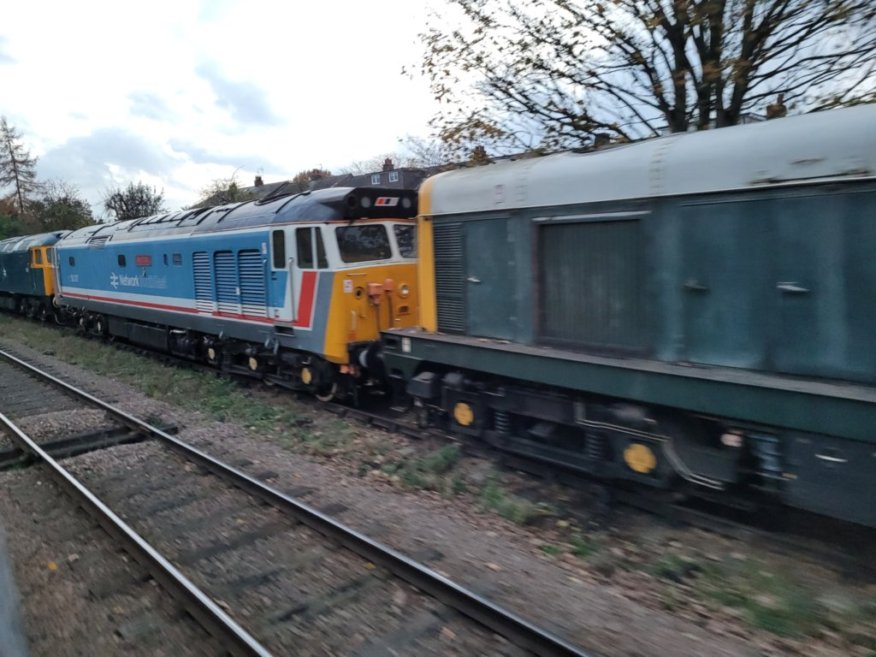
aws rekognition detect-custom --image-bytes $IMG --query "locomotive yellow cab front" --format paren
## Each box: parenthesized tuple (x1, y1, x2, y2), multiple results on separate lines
(323, 245, 419, 366)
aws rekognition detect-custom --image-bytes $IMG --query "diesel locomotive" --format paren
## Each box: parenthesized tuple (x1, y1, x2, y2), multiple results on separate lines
(0, 231, 67, 320)
(51, 186, 419, 399)
(381, 104, 876, 528)
(1, 105, 874, 527)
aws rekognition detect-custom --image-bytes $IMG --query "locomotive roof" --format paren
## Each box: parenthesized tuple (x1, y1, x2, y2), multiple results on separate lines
(59, 186, 417, 246)
(0, 230, 68, 253)
(423, 104, 876, 217)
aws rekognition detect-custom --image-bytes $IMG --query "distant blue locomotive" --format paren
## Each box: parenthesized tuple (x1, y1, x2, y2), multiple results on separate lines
(0, 231, 66, 319)
(55, 186, 420, 399)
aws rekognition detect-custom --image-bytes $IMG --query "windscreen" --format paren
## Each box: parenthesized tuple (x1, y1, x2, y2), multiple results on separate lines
(393, 224, 416, 258)
(335, 225, 392, 263)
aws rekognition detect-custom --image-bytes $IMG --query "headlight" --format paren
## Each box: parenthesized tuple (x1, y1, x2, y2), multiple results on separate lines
(398, 283, 410, 298)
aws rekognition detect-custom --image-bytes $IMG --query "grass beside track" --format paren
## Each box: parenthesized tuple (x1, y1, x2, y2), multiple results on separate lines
(0, 315, 510, 504)
(2, 314, 876, 647)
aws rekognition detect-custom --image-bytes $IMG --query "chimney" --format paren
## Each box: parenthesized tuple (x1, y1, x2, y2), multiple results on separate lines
(470, 145, 490, 165)
(254, 175, 264, 187)
(766, 94, 787, 120)
(382, 158, 394, 172)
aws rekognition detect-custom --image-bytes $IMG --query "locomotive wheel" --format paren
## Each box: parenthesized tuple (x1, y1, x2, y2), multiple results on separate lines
(205, 346, 221, 367)
(315, 382, 338, 403)
(416, 406, 430, 429)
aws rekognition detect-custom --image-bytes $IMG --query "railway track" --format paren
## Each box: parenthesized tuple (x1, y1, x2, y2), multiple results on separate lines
(5, 316, 875, 582)
(0, 452, 230, 656)
(0, 348, 591, 657)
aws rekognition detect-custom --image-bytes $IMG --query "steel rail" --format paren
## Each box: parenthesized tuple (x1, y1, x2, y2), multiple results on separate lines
(0, 407, 273, 657)
(0, 412, 271, 657)
(0, 348, 592, 657)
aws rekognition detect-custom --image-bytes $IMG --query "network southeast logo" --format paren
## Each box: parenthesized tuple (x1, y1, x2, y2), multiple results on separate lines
(110, 272, 140, 289)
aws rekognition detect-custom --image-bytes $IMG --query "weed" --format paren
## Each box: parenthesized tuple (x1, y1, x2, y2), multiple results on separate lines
(392, 445, 463, 494)
(695, 559, 820, 637)
(400, 468, 426, 488)
(416, 444, 461, 474)
(541, 544, 563, 556)
(298, 423, 355, 457)
(0, 316, 309, 439)
(653, 553, 701, 582)
(570, 533, 598, 558)
(381, 462, 401, 475)
(479, 478, 551, 525)
(660, 586, 683, 612)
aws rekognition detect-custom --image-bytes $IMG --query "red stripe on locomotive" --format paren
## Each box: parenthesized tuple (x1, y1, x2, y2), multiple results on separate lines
(292, 270, 318, 328)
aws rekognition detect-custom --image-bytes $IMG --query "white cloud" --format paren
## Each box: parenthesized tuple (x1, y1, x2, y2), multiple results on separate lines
(0, 35, 14, 64)
(0, 0, 438, 216)
(195, 61, 284, 126)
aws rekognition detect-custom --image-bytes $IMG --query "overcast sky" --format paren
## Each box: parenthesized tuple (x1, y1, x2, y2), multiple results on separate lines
(0, 0, 439, 217)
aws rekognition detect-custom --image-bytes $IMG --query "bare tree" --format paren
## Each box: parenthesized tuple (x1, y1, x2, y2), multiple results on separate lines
(103, 181, 166, 221)
(418, 0, 876, 154)
(289, 168, 332, 192)
(338, 140, 454, 174)
(336, 153, 401, 175)
(397, 136, 455, 168)
(0, 117, 40, 215)
(189, 172, 255, 208)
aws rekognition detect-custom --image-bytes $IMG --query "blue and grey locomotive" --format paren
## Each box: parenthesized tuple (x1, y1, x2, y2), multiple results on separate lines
(54, 186, 419, 399)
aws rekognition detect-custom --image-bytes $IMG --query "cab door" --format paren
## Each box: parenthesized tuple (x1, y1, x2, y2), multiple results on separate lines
(680, 199, 771, 369)
(291, 226, 327, 330)
(269, 226, 328, 329)
(269, 228, 294, 325)
(29, 247, 44, 294)
(465, 218, 516, 340)
(771, 190, 876, 382)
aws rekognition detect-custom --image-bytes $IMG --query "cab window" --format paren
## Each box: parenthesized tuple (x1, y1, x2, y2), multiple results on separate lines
(296, 227, 313, 268)
(296, 227, 329, 269)
(315, 229, 328, 269)
(335, 225, 391, 263)
(33, 249, 43, 265)
(271, 230, 285, 269)
(393, 224, 416, 258)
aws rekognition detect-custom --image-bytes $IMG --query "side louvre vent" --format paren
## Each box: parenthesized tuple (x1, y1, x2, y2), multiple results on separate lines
(214, 250, 241, 315)
(192, 251, 215, 313)
(539, 220, 643, 350)
(238, 249, 266, 317)
(433, 222, 465, 333)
